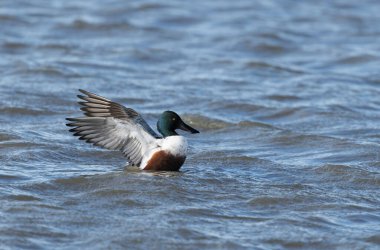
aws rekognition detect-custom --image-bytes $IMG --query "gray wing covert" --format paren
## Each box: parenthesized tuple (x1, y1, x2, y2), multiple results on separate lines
(66, 89, 160, 166)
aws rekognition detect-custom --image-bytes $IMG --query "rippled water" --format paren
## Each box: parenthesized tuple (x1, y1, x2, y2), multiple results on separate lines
(1, 0, 380, 249)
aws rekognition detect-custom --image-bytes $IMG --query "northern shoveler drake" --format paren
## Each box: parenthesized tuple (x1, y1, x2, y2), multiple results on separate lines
(66, 89, 199, 171)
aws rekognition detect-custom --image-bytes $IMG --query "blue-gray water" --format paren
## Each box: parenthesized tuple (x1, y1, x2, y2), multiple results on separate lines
(1, 0, 380, 249)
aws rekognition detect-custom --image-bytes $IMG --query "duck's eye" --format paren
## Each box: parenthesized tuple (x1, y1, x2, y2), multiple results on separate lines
(172, 118, 176, 121)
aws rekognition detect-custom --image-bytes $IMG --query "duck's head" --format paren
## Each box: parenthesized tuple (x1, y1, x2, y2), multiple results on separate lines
(157, 111, 199, 137)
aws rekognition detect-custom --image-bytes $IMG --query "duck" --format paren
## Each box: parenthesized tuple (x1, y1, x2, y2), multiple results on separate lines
(66, 89, 199, 171)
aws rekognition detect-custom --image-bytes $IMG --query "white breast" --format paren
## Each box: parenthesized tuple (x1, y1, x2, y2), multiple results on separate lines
(161, 135, 188, 156)
(139, 136, 188, 169)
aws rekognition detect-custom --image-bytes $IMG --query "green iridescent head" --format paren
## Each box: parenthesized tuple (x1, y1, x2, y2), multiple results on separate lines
(157, 111, 199, 137)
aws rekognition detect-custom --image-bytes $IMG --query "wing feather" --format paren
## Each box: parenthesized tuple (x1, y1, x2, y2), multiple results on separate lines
(66, 90, 161, 166)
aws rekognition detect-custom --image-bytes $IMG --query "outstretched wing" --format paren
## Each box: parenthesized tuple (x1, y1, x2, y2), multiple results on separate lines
(66, 89, 161, 166)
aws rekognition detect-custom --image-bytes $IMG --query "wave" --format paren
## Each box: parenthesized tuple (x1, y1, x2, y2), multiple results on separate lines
(58, 19, 134, 31)
(183, 114, 277, 130)
(0, 107, 55, 115)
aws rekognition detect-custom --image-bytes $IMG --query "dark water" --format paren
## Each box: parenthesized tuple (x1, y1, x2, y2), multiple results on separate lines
(1, 0, 380, 249)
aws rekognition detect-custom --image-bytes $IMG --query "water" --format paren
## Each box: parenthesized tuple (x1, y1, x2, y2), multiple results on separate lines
(1, 0, 380, 249)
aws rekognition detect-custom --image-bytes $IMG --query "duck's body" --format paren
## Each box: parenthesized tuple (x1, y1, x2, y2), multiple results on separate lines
(66, 90, 199, 171)
(141, 136, 187, 171)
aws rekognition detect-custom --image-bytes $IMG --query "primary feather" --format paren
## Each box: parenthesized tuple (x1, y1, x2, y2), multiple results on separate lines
(66, 89, 161, 166)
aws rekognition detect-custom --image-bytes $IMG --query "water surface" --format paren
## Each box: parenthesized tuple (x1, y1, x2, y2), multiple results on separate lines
(1, 0, 380, 249)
